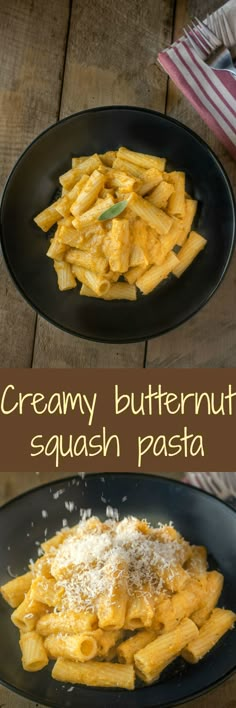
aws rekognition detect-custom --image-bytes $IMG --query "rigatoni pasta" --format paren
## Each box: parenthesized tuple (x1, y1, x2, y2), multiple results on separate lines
(1, 515, 234, 690)
(33, 147, 207, 300)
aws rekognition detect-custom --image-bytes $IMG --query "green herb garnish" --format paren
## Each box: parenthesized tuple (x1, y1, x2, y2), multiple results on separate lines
(98, 200, 128, 221)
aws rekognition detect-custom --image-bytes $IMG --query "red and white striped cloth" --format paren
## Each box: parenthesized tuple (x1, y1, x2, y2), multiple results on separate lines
(158, 1, 236, 160)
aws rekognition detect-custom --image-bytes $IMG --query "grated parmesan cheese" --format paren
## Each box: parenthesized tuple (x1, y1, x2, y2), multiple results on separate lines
(40, 516, 190, 615)
(42, 510, 48, 518)
(65, 501, 75, 512)
(53, 489, 65, 500)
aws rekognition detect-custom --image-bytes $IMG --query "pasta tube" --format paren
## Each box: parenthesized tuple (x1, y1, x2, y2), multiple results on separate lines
(97, 557, 128, 630)
(134, 617, 198, 683)
(56, 175, 89, 217)
(99, 150, 117, 167)
(70, 170, 105, 217)
(185, 546, 208, 576)
(58, 223, 104, 249)
(147, 180, 174, 209)
(136, 251, 179, 295)
(29, 577, 60, 607)
(33, 201, 62, 232)
(52, 658, 135, 689)
(177, 198, 197, 246)
(11, 591, 47, 631)
(44, 632, 98, 662)
(137, 168, 162, 196)
(59, 154, 102, 190)
(191, 571, 224, 627)
(54, 260, 77, 291)
(95, 629, 123, 657)
(105, 218, 130, 273)
(118, 146, 166, 172)
(168, 171, 185, 218)
(66, 248, 108, 273)
(118, 630, 156, 664)
(36, 610, 97, 636)
(72, 195, 114, 229)
(71, 265, 110, 296)
(124, 264, 147, 285)
(153, 579, 205, 632)
(173, 231, 207, 278)
(46, 237, 68, 260)
(182, 608, 236, 663)
(80, 283, 136, 301)
(106, 170, 140, 192)
(71, 156, 87, 167)
(129, 192, 172, 235)
(19, 631, 48, 671)
(0, 571, 32, 608)
(125, 589, 155, 629)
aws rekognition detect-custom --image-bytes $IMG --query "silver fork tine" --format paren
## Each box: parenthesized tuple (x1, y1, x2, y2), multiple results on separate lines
(190, 21, 211, 52)
(183, 28, 206, 60)
(206, 13, 214, 34)
(190, 23, 211, 53)
(220, 10, 235, 46)
(194, 16, 220, 49)
(211, 12, 222, 41)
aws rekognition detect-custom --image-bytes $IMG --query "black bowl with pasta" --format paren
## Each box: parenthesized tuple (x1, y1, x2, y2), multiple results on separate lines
(0, 106, 235, 343)
(0, 473, 235, 708)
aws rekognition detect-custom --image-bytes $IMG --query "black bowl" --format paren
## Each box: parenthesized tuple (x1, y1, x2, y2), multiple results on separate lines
(0, 106, 235, 343)
(0, 473, 235, 708)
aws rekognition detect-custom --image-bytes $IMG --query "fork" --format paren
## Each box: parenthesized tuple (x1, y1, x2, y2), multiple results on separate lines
(209, 9, 236, 60)
(184, 17, 236, 76)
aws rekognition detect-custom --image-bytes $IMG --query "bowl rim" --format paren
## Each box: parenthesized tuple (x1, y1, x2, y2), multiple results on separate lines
(0, 472, 235, 708)
(0, 105, 235, 345)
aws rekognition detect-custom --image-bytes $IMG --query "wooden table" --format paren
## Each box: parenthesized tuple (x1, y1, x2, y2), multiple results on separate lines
(0, 0, 235, 369)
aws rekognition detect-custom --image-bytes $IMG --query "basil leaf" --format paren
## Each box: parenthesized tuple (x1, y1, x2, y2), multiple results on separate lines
(98, 200, 128, 221)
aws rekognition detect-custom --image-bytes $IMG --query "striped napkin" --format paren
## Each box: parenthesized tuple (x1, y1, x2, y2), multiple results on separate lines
(158, 0, 236, 160)
(184, 472, 236, 508)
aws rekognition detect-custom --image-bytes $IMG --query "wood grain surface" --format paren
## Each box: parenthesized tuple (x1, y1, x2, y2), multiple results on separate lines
(0, 0, 70, 367)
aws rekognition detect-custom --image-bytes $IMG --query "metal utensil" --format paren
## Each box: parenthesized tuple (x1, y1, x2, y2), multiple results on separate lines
(211, 9, 236, 60)
(184, 16, 236, 76)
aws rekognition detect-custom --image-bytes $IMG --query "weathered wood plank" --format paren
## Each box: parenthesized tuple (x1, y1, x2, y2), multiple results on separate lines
(0, 0, 70, 366)
(146, 0, 236, 368)
(32, 0, 174, 368)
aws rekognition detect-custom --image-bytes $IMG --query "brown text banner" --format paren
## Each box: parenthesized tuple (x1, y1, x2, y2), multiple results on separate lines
(0, 369, 235, 474)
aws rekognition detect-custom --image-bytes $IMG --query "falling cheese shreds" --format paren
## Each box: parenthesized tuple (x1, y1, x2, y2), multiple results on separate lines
(80, 508, 92, 520)
(65, 501, 75, 512)
(7, 566, 17, 578)
(53, 489, 65, 500)
(42, 510, 48, 518)
(106, 505, 119, 520)
(32, 515, 191, 614)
